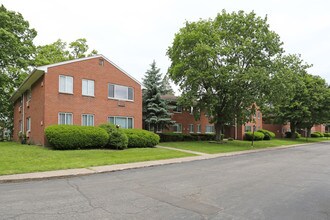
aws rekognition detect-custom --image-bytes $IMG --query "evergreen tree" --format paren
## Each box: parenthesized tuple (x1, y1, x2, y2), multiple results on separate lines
(143, 61, 173, 132)
(162, 75, 175, 95)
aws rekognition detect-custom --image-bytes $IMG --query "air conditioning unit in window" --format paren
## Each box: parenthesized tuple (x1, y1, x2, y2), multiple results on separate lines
(19, 106, 22, 113)
(26, 100, 30, 108)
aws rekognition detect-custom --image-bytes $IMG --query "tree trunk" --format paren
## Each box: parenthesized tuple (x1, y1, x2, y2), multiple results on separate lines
(215, 122, 223, 142)
(306, 127, 312, 138)
(290, 123, 296, 140)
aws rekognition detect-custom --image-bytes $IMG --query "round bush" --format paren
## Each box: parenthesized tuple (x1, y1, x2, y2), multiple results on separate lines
(244, 131, 265, 141)
(99, 123, 128, 150)
(257, 129, 275, 140)
(45, 125, 108, 150)
(122, 129, 160, 148)
(311, 132, 324, 138)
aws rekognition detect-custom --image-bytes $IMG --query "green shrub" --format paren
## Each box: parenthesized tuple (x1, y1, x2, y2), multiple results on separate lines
(158, 133, 217, 142)
(99, 123, 128, 150)
(257, 129, 276, 140)
(324, 133, 330, 137)
(45, 125, 108, 150)
(285, 131, 301, 138)
(244, 131, 265, 141)
(311, 132, 324, 138)
(122, 129, 160, 148)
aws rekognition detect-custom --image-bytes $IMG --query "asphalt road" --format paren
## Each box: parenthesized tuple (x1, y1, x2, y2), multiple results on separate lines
(1, 142, 330, 220)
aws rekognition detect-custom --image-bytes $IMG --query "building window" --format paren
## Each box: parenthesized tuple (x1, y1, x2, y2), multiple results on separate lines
(205, 125, 214, 133)
(82, 79, 94, 96)
(174, 105, 182, 113)
(108, 84, 133, 101)
(245, 126, 251, 132)
(59, 75, 73, 94)
(257, 112, 260, 120)
(173, 123, 182, 133)
(108, 116, 133, 129)
(197, 124, 201, 133)
(58, 112, 73, 125)
(82, 114, 94, 126)
(26, 117, 31, 132)
(19, 120, 22, 132)
(189, 124, 194, 133)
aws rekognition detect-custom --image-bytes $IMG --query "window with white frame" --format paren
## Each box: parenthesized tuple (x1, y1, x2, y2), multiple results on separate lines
(108, 116, 133, 129)
(173, 123, 182, 133)
(108, 84, 133, 101)
(245, 126, 251, 132)
(26, 117, 31, 132)
(82, 79, 94, 96)
(19, 120, 22, 132)
(174, 105, 182, 113)
(59, 75, 73, 94)
(257, 112, 260, 119)
(58, 112, 73, 125)
(82, 114, 94, 126)
(197, 124, 201, 133)
(189, 124, 194, 133)
(205, 125, 215, 133)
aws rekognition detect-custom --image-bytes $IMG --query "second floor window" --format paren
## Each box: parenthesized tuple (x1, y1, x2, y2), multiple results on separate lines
(82, 79, 94, 96)
(108, 84, 134, 101)
(58, 112, 73, 125)
(59, 75, 73, 94)
(174, 105, 182, 113)
(82, 114, 94, 126)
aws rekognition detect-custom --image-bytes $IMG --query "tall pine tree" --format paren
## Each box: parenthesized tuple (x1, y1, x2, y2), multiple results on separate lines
(142, 61, 173, 132)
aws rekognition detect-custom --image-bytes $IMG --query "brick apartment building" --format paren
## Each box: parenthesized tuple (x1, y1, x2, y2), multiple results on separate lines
(160, 95, 263, 140)
(11, 55, 142, 145)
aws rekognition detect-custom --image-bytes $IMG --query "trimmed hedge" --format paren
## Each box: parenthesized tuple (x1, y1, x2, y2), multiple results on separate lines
(285, 131, 301, 138)
(311, 132, 324, 138)
(158, 133, 217, 142)
(45, 125, 108, 150)
(324, 133, 330, 137)
(99, 123, 128, 150)
(244, 131, 265, 141)
(122, 129, 160, 148)
(257, 129, 276, 140)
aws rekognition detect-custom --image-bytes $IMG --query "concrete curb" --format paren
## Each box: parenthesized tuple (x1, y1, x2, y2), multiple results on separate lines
(0, 141, 328, 183)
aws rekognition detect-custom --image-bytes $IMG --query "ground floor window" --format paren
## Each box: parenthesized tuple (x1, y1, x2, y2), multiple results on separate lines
(26, 117, 31, 132)
(245, 126, 251, 132)
(197, 124, 201, 133)
(189, 124, 194, 133)
(108, 116, 133, 129)
(205, 125, 214, 133)
(82, 114, 94, 126)
(58, 112, 73, 125)
(173, 123, 182, 133)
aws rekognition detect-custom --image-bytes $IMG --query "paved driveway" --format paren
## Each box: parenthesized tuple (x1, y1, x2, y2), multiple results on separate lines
(1, 142, 330, 220)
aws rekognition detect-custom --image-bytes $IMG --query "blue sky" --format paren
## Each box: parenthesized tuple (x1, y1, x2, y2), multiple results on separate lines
(2, 0, 330, 87)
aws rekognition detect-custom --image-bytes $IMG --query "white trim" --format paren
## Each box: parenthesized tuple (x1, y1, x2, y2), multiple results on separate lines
(173, 123, 182, 133)
(189, 124, 194, 133)
(108, 83, 134, 101)
(59, 75, 73, 94)
(82, 79, 95, 97)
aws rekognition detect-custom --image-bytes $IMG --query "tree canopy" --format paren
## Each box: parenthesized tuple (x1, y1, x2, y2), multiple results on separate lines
(167, 10, 284, 140)
(0, 4, 37, 130)
(34, 38, 98, 66)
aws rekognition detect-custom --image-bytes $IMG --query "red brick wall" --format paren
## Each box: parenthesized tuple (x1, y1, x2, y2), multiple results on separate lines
(44, 57, 142, 131)
(12, 76, 45, 145)
(262, 123, 290, 138)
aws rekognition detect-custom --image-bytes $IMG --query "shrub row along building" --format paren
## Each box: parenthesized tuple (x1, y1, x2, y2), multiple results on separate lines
(11, 55, 325, 145)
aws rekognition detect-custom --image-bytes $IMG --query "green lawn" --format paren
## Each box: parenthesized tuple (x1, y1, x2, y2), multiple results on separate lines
(159, 138, 329, 154)
(0, 142, 194, 175)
